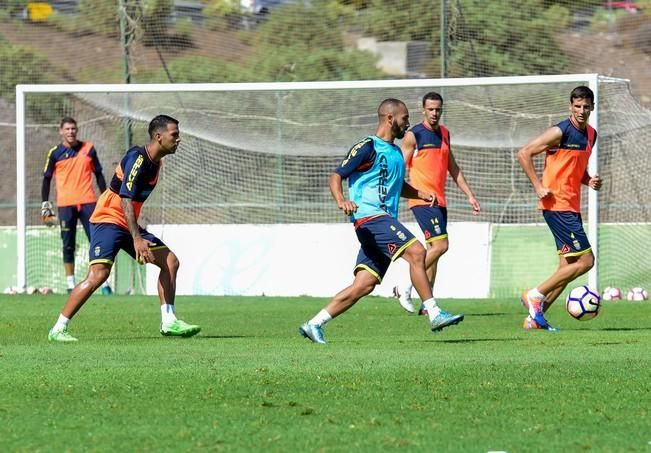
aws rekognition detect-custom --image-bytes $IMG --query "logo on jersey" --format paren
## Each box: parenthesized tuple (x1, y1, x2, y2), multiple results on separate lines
(126, 155, 144, 191)
(378, 154, 388, 212)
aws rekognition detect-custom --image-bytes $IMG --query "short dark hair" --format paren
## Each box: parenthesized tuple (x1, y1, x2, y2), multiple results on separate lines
(570, 86, 594, 105)
(59, 117, 77, 128)
(148, 115, 179, 138)
(377, 98, 406, 117)
(422, 91, 443, 106)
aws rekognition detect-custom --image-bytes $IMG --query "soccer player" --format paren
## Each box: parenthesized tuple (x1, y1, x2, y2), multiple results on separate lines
(41, 117, 113, 295)
(517, 86, 602, 331)
(298, 99, 464, 344)
(47, 115, 201, 342)
(392, 92, 481, 314)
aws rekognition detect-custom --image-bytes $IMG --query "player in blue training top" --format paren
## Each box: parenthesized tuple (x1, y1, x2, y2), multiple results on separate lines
(47, 115, 201, 342)
(298, 99, 464, 344)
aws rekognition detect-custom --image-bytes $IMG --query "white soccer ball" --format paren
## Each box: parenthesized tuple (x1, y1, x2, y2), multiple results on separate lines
(566, 285, 601, 321)
(601, 286, 622, 301)
(627, 287, 648, 301)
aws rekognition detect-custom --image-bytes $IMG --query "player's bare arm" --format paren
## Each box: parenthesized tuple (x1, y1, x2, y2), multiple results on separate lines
(448, 151, 480, 215)
(329, 172, 358, 215)
(401, 182, 436, 206)
(517, 126, 563, 199)
(121, 197, 155, 263)
(400, 130, 417, 162)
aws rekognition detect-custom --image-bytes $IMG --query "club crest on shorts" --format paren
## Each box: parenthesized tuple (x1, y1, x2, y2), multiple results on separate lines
(94, 246, 101, 256)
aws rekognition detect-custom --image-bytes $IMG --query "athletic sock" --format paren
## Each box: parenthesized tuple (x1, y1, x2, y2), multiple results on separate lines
(161, 304, 177, 325)
(309, 309, 332, 327)
(53, 314, 70, 332)
(528, 288, 545, 301)
(422, 298, 441, 321)
(66, 275, 75, 289)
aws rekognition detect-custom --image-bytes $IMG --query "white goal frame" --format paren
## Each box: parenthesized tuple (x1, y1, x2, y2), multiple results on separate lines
(15, 74, 601, 292)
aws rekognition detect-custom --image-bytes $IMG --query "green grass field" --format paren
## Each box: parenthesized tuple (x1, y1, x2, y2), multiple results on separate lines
(2, 295, 650, 452)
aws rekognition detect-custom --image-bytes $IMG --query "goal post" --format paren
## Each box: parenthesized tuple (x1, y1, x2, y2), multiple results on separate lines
(17, 74, 647, 298)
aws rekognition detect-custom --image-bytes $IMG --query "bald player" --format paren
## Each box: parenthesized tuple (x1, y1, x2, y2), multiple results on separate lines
(517, 86, 602, 331)
(298, 99, 464, 345)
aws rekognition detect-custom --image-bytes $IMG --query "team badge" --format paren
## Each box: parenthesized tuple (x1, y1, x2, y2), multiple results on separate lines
(396, 230, 407, 240)
(94, 246, 101, 256)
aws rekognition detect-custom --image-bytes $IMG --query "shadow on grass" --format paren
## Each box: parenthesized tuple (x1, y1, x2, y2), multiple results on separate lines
(466, 312, 511, 317)
(194, 335, 248, 339)
(426, 337, 523, 344)
(596, 327, 651, 332)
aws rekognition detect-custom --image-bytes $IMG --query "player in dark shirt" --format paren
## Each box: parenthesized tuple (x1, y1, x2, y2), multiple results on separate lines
(47, 115, 201, 342)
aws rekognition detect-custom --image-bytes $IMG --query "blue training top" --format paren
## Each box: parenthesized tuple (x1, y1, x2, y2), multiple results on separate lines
(334, 135, 405, 221)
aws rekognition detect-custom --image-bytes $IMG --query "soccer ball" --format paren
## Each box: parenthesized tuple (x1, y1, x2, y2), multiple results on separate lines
(566, 285, 601, 321)
(601, 286, 622, 301)
(627, 287, 648, 301)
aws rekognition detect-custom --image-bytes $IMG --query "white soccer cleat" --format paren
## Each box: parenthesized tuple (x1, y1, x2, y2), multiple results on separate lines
(393, 285, 415, 313)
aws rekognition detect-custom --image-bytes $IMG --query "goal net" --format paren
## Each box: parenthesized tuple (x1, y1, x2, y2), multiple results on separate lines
(16, 75, 651, 297)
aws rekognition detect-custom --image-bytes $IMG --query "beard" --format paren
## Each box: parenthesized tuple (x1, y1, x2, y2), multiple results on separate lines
(392, 122, 407, 139)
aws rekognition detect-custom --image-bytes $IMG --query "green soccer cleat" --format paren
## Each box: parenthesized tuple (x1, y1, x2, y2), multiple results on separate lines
(160, 319, 201, 337)
(48, 328, 78, 342)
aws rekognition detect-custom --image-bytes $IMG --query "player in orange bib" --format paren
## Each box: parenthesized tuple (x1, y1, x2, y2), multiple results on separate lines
(47, 115, 200, 342)
(517, 86, 602, 331)
(41, 117, 112, 295)
(393, 92, 480, 314)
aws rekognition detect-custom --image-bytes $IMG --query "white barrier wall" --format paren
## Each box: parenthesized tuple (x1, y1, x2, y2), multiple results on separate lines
(146, 222, 491, 298)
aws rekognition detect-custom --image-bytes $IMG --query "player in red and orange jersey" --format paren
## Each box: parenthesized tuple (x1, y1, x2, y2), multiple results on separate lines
(393, 92, 480, 314)
(517, 86, 602, 331)
(41, 117, 112, 294)
(47, 115, 200, 342)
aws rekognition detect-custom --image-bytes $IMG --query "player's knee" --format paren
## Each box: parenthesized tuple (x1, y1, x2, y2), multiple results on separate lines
(88, 266, 110, 285)
(405, 242, 426, 263)
(431, 239, 449, 256)
(167, 252, 180, 272)
(580, 253, 595, 273)
(62, 245, 75, 263)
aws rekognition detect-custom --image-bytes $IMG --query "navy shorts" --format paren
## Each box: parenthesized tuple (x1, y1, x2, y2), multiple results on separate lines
(542, 210, 592, 257)
(58, 203, 96, 263)
(89, 223, 167, 265)
(354, 215, 418, 282)
(411, 205, 448, 243)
